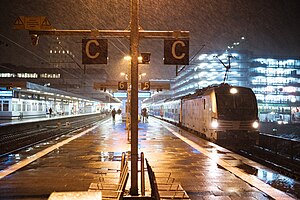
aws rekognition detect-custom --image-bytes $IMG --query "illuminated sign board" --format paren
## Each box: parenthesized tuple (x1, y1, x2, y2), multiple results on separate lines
(113, 92, 127, 98)
(113, 92, 151, 98)
(82, 39, 108, 64)
(164, 39, 189, 65)
(0, 91, 13, 97)
(138, 92, 151, 98)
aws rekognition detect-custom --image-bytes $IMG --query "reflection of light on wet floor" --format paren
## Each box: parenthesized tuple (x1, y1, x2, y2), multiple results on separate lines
(209, 148, 220, 162)
(191, 149, 201, 154)
(0, 124, 100, 179)
(99, 151, 127, 162)
(257, 169, 297, 191)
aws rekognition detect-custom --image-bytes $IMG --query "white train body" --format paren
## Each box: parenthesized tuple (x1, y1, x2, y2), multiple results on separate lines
(149, 84, 259, 145)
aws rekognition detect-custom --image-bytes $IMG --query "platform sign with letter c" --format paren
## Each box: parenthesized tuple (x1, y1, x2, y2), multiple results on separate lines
(118, 81, 128, 91)
(164, 39, 189, 65)
(82, 39, 108, 64)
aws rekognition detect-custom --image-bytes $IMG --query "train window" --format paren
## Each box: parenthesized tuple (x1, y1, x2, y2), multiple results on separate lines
(3, 100, 9, 111)
(38, 103, 43, 111)
(12, 102, 17, 111)
(12, 101, 17, 111)
(236, 95, 255, 109)
(217, 95, 234, 108)
(22, 101, 26, 111)
(27, 102, 31, 111)
(32, 102, 38, 111)
(0, 101, 2, 111)
(17, 104, 21, 111)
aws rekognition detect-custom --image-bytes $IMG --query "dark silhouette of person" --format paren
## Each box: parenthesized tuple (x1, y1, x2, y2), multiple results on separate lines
(111, 108, 116, 121)
(141, 108, 148, 122)
(49, 108, 53, 117)
(117, 108, 122, 115)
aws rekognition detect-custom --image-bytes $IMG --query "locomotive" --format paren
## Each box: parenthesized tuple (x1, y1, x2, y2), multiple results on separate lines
(149, 84, 259, 146)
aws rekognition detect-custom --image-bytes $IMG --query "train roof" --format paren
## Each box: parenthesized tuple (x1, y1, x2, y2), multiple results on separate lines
(149, 84, 254, 104)
(182, 84, 254, 100)
(2, 81, 101, 103)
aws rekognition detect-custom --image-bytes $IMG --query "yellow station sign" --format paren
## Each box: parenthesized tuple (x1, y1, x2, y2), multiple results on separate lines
(13, 16, 53, 30)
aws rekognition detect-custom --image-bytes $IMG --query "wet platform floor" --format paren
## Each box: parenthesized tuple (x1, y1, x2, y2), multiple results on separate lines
(0, 115, 297, 199)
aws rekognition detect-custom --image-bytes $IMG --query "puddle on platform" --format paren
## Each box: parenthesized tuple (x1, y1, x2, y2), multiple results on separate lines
(257, 169, 300, 198)
(99, 151, 129, 162)
(237, 163, 300, 198)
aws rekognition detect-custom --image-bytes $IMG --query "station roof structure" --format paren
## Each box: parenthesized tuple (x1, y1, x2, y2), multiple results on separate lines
(0, 81, 121, 103)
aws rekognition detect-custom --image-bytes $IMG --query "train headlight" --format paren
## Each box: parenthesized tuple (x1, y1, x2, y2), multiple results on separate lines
(211, 119, 218, 128)
(252, 121, 259, 129)
(230, 88, 238, 94)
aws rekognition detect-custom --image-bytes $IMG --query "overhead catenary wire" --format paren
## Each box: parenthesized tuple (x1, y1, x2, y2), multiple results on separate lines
(79, 0, 129, 56)
(177, 44, 205, 75)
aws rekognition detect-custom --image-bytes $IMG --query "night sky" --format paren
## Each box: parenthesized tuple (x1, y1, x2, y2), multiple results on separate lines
(0, 0, 299, 81)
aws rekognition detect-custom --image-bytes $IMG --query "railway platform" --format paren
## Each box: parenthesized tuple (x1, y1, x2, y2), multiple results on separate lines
(0, 115, 298, 199)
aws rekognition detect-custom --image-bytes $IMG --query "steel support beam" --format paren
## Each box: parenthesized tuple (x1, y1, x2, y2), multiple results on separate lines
(29, 30, 189, 39)
(129, 0, 139, 195)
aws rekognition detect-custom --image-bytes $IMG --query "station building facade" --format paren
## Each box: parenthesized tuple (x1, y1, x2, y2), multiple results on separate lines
(172, 51, 300, 123)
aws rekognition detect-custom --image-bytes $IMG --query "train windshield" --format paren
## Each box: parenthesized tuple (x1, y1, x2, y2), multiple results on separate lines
(216, 94, 257, 120)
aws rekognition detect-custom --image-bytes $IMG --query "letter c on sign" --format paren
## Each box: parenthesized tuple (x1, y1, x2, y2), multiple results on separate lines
(86, 40, 100, 59)
(171, 40, 185, 60)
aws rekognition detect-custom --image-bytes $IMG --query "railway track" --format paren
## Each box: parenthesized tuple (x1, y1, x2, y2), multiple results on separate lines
(239, 133, 300, 180)
(0, 114, 108, 156)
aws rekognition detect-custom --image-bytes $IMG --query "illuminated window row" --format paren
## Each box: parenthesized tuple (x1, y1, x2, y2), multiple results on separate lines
(0, 73, 61, 79)
(255, 94, 297, 103)
(254, 58, 300, 67)
(252, 86, 297, 93)
(40, 73, 61, 79)
(251, 77, 297, 85)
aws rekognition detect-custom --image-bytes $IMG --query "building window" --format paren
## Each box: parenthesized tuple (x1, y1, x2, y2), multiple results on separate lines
(17, 73, 38, 78)
(40, 73, 61, 78)
(0, 73, 16, 78)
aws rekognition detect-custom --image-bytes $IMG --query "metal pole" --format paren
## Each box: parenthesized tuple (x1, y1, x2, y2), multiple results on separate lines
(141, 152, 145, 196)
(127, 62, 131, 141)
(121, 152, 126, 172)
(129, 0, 139, 195)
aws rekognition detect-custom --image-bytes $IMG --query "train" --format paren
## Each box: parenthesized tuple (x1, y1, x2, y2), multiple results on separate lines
(148, 84, 260, 146)
(0, 82, 106, 120)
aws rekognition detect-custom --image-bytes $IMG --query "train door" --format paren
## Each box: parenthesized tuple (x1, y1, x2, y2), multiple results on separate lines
(185, 100, 193, 129)
(194, 98, 202, 132)
(181, 100, 186, 127)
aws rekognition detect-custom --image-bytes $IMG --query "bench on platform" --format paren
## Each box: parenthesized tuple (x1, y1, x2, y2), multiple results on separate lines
(89, 155, 129, 200)
(146, 159, 190, 200)
(49, 155, 129, 200)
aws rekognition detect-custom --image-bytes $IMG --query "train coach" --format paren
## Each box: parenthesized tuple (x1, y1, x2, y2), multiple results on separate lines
(149, 84, 260, 146)
(0, 82, 104, 120)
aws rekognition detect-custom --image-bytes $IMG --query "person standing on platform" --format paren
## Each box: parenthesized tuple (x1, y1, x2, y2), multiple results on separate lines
(117, 108, 122, 115)
(141, 108, 148, 123)
(111, 108, 116, 121)
(49, 108, 53, 118)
